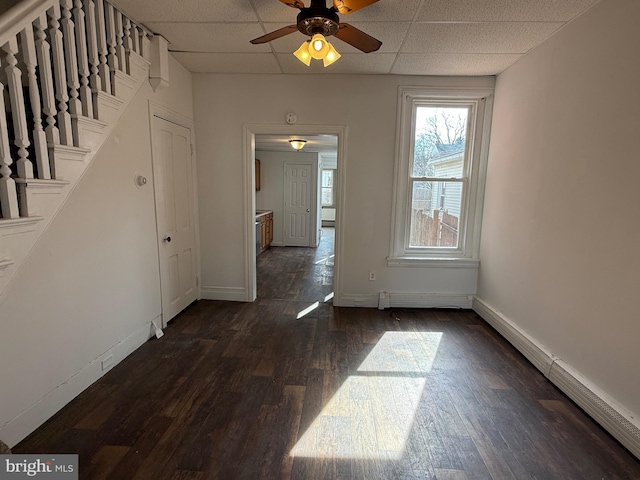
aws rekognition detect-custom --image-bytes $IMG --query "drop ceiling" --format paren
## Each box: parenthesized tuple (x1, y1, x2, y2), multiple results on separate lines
(111, 0, 601, 76)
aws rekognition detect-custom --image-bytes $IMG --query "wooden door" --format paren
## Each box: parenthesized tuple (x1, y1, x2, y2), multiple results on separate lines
(151, 116, 197, 325)
(284, 162, 313, 246)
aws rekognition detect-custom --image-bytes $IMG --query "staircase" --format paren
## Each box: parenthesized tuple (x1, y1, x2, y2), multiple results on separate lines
(0, 0, 151, 298)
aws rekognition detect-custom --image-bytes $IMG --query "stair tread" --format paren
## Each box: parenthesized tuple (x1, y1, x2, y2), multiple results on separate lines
(0, 216, 44, 228)
(14, 178, 70, 186)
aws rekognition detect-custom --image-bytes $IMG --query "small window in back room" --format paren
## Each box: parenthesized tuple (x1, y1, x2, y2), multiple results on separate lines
(322, 169, 335, 207)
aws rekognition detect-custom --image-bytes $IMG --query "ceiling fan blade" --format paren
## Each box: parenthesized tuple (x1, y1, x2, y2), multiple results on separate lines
(279, 0, 304, 8)
(333, 0, 378, 14)
(333, 23, 382, 53)
(250, 25, 298, 44)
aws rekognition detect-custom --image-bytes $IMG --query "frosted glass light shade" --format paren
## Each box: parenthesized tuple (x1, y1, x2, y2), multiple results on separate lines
(293, 41, 312, 66)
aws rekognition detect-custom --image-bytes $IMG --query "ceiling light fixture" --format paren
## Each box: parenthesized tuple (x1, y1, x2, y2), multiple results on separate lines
(289, 139, 307, 151)
(293, 34, 341, 67)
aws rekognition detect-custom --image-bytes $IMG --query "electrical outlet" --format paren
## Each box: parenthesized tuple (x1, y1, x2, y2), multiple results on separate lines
(369, 271, 376, 281)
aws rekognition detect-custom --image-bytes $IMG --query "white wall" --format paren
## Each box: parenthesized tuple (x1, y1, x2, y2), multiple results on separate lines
(256, 149, 319, 246)
(478, 0, 640, 423)
(193, 74, 494, 306)
(0, 55, 194, 446)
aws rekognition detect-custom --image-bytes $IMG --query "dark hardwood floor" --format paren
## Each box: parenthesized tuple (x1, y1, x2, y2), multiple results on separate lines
(15, 228, 640, 479)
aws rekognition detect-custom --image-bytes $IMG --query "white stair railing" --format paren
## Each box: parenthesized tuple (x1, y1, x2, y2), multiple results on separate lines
(0, 0, 150, 221)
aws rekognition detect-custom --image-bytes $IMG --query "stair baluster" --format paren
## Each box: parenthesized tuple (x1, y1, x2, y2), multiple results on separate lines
(73, 0, 93, 119)
(2, 38, 34, 186)
(104, 2, 118, 92)
(34, 13, 61, 166)
(131, 23, 139, 56)
(122, 16, 131, 75)
(0, 57, 20, 219)
(20, 22, 51, 179)
(94, 0, 110, 94)
(48, 4, 73, 146)
(60, 0, 81, 147)
(114, 8, 125, 75)
(83, 0, 100, 118)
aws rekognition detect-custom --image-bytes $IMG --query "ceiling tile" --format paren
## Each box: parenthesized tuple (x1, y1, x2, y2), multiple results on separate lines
(391, 53, 521, 76)
(252, 0, 299, 23)
(401, 22, 563, 54)
(277, 53, 396, 74)
(112, 0, 258, 23)
(147, 22, 271, 52)
(171, 52, 283, 73)
(334, 0, 423, 22)
(417, 0, 601, 22)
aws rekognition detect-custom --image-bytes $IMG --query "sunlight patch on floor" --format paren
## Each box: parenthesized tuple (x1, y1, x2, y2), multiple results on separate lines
(357, 332, 443, 373)
(297, 302, 319, 319)
(290, 332, 442, 459)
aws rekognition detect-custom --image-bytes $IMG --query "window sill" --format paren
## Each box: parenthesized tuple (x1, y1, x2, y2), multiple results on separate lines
(386, 256, 479, 269)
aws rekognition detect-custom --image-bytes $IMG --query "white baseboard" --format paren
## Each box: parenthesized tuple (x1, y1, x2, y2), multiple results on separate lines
(381, 292, 473, 309)
(472, 297, 554, 375)
(1, 318, 156, 447)
(337, 292, 473, 309)
(200, 285, 247, 302)
(336, 293, 379, 308)
(473, 297, 640, 460)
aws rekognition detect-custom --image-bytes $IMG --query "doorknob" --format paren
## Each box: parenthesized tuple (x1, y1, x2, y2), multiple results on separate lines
(164, 236, 172, 243)
(306, 208, 310, 212)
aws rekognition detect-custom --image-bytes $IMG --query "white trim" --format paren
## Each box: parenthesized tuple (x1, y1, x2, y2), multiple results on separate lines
(473, 297, 640, 459)
(548, 360, 640, 460)
(380, 292, 473, 309)
(389, 86, 494, 263)
(243, 123, 347, 305)
(200, 286, 247, 302)
(338, 293, 379, 308)
(0, 318, 156, 448)
(387, 257, 479, 268)
(472, 297, 554, 375)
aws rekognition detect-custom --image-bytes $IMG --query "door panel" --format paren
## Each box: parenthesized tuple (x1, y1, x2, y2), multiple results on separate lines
(152, 116, 197, 324)
(284, 163, 313, 246)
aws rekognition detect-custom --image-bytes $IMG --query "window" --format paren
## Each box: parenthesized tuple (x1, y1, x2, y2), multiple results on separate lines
(321, 169, 335, 207)
(389, 86, 493, 265)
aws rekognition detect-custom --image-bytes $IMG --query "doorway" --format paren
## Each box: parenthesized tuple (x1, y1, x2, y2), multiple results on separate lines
(244, 125, 345, 304)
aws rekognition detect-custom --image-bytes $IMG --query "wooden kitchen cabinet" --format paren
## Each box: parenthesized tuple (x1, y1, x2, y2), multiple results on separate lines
(257, 211, 273, 253)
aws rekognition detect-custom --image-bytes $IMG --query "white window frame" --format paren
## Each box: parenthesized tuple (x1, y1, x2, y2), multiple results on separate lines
(388, 86, 493, 267)
(321, 169, 336, 207)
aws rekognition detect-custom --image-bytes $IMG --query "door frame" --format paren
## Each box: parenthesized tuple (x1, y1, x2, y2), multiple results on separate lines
(148, 100, 201, 325)
(242, 123, 347, 305)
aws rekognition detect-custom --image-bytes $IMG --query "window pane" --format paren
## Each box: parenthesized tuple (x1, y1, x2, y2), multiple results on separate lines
(322, 187, 333, 206)
(322, 170, 333, 187)
(409, 181, 462, 248)
(412, 107, 468, 178)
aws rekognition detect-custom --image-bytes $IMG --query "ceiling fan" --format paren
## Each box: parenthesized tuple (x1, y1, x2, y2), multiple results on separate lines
(250, 0, 382, 66)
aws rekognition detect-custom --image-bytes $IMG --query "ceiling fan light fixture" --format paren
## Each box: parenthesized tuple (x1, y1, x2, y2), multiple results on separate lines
(309, 33, 330, 60)
(323, 42, 341, 67)
(289, 139, 307, 151)
(293, 40, 312, 65)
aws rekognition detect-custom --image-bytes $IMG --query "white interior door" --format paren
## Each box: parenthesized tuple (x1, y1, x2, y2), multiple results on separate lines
(151, 116, 197, 325)
(284, 162, 313, 246)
